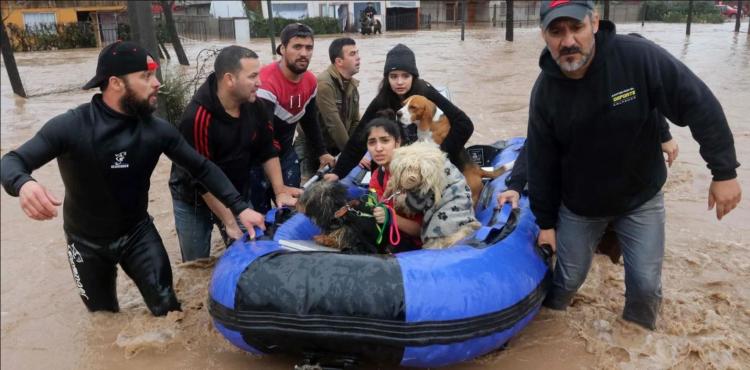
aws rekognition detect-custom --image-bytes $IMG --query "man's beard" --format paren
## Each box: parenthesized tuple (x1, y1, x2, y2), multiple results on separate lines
(120, 83, 156, 119)
(555, 44, 594, 73)
(286, 57, 309, 75)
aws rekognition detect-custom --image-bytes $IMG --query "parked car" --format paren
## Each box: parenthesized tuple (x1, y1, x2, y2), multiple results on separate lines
(715, 4, 739, 19)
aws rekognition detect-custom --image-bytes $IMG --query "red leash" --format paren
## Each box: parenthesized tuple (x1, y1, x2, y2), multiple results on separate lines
(387, 205, 401, 246)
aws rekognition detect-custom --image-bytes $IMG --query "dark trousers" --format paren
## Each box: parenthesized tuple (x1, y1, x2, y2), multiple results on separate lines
(64, 217, 181, 316)
(248, 149, 301, 214)
(543, 192, 665, 329)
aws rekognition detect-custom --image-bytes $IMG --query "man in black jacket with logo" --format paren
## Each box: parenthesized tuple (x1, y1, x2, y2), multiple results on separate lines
(169, 45, 300, 261)
(527, 1, 741, 329)
(0, 41, 264, 316)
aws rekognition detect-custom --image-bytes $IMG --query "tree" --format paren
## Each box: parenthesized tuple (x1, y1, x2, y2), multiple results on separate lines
(603, 0, 610, 20)
(461, 0, 466, 41)
(160, 0, 188, 65)
(266, 0, 277, 56)
(735, 0, 742, 33)
(0, 7, 26, 97)
(686, 0, 693, 35)
(127, 1, 162, 81)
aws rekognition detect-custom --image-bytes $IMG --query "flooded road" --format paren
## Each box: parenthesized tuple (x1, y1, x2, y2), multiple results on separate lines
(2, 21, 749, 369)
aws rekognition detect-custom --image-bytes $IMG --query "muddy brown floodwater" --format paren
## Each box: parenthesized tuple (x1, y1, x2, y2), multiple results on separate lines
(2, 21, 749, 370)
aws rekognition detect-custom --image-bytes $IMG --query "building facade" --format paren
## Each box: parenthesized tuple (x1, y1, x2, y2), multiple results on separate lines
(2, 0, 126, 46)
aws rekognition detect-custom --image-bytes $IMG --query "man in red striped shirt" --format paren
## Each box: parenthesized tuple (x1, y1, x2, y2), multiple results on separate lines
(169, 46, 300, 261)
(250, 23, 335, 213)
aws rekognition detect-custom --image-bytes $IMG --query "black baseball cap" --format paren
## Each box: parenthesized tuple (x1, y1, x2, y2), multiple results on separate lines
(83, 41, 159, 90)
(276, 23, 314, 55)
(540, 0, 595, 30)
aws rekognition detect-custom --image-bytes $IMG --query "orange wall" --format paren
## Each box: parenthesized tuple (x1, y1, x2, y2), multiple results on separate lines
(3, 5, 124, 27)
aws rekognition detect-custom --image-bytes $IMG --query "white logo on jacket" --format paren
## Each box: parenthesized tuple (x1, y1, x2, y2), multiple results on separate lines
(111, 151, 129, 169)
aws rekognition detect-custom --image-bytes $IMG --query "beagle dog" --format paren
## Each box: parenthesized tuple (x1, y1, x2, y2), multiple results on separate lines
(397, 95, 505, 205)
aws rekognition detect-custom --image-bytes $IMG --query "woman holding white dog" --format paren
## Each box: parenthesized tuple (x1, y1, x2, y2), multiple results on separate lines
(364, 117, 423, 252)
(365, 117, 479, 251)
(326, 43, 474, 182)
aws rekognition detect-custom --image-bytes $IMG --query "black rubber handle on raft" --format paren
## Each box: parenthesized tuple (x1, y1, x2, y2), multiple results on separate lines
(539, 243, 554, 259)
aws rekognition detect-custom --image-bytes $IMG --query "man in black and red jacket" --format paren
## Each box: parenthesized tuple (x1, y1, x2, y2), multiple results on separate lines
(169, 46, 301, 261)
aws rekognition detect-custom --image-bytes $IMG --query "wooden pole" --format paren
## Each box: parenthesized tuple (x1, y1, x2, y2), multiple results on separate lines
(0, 8, 27, 98)
(685, 0, 693, 35)
(126, 1, 141, 42)
(492, 4, 496, 27)
(266, 0, 277, 56)
(130, 1, 162, 81)
(461, 0, 466, 41)
(735, 0, 742, 32)
(506, 0, 514, 42)
(603, 0, 610, 20)
(160, 0, 188, 65)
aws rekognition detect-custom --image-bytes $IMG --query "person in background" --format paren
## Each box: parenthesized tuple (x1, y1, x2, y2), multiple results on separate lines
(295, 37, 361, 180)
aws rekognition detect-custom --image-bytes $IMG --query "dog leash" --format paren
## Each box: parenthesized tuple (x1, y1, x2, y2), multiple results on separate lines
(387, 206, 401, 245)
(366, 190, 402, 246)
(371, 204, 400, 246)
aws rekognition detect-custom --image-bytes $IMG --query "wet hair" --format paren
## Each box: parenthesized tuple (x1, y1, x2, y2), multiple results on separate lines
(362, 113, 403, 144)
(214, 45, 258, 77)
(371, 74, 429, 113)
(329, 37, 356, 64)
(278, 23, 314, 54)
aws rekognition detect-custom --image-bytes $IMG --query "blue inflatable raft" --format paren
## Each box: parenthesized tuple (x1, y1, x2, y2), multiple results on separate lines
(208, 138, 551, 368)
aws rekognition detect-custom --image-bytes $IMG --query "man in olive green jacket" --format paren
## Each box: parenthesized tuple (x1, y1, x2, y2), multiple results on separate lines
(294, 37, 361, 179)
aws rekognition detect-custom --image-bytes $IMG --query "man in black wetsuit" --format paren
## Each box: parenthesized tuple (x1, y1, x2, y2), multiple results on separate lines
(0, 41, 264, 316)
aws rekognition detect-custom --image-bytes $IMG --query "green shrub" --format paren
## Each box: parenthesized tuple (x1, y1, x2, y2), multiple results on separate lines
(7, 22, 96, 51)
(117, 23, 130, 41)
(158, 69, 193, 125)
(248, 16, 341, 38)
(642, 1, 724, 23)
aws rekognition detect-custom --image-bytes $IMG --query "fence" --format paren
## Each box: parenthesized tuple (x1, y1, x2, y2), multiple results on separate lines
(172, 14, 217, 42)
(420, 13, 432, 29)
(218, 18, 236, 40)
(170, 15, 251, 42)
(420, 1, 643, 28)
(419, 1, 539, 27)
(386, 12, 419, 30)
(601, 3, 643, 23)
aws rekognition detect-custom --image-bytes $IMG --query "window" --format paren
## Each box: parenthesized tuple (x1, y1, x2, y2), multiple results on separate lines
(23, 12, 57, 31)
(320, 4, 337, 18)
(271, 3, 308, 19)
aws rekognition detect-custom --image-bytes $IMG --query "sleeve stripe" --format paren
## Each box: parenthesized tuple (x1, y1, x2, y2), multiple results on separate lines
(194, 105, 212, 159)
(202, 111, 212, 159)
(193, 105, 204, 156)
